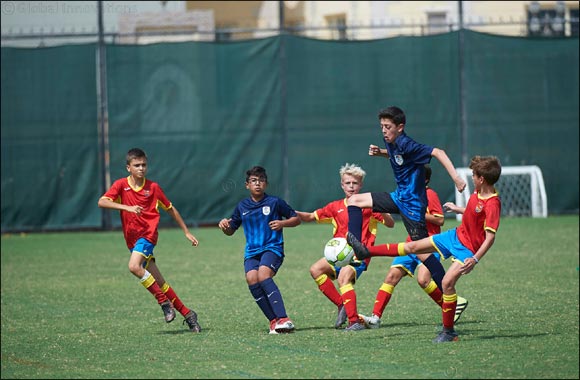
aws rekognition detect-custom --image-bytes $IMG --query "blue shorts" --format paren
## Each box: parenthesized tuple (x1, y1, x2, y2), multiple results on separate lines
(371, 192, 428, 240)
(331, 260, 368, 282)
(391, 252, 442, 277)
(431, 228, 475, 264)
(131, 238, 156, 269)
(244, 251, 284, 274)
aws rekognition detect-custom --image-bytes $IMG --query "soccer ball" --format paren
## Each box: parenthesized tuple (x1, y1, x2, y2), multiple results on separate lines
(324, 237, 355, 267)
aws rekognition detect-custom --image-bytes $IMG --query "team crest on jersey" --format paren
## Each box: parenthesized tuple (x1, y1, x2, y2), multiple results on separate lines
(475, 201, 483, 213)
(394, 155, 404, 166)
(262, 206, 271, 215)
(144, 190, 150, 197)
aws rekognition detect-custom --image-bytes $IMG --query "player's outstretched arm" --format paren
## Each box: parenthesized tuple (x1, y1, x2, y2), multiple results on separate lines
(167, 206, 198, 246)
(98, 197, 143, 215)
(431, 148, 466, 193)
(269, 215, 301, 231)
(460, 231, 495, 275)
(296, 211, 316, 222)
(443, 202, 465, 215)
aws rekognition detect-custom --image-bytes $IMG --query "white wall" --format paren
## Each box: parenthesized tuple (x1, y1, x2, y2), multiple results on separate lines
(1, 1, 186, 46)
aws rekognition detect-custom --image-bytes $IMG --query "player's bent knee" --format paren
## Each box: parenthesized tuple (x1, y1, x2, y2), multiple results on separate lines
(406, 241, 418, 254)
(346, 193, 368, 207)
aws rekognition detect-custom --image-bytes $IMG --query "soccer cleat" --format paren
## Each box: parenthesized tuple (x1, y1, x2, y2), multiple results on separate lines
(454, 296, 469, 323)
(346, 232, 370, 260)
(344, 322, 366, 332)
(269, 319, 279, 335)
(335, 304, 347, 329)
(183, 310, 201, 332)
(274, 317, 295, 333)
(433, 330, 459, 343)
(360, 313, 381, 329)
(160, 301, 176, 323)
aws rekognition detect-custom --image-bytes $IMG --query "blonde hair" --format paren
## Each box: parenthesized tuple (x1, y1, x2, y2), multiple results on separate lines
(339, 163, 366, 181)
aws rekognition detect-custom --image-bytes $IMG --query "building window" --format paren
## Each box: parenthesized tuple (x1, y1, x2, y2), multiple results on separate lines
(427, 12, 448, 35)
(325, 14, 347, 40)
(215, 23, 233, 41)
(570, 9, 579, 37)
(528, 1, 566, 37)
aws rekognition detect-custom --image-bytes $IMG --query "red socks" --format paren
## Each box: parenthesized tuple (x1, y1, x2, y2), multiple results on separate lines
(161, 283, 191, 317)
(369, 243, 403, 257)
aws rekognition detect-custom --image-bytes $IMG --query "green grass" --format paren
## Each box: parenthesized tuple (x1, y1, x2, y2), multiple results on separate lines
(1, 215, 579, 379)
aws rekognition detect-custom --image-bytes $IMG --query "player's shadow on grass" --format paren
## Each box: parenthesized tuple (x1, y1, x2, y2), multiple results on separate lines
(298, 319, 481, 333)
(476, 332, 550, 340)
(297, 321, 432, 332)
(158, 328, 208, 335)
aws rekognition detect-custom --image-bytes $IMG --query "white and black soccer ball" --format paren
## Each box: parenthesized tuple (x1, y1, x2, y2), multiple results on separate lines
(323, 237, 354, 267)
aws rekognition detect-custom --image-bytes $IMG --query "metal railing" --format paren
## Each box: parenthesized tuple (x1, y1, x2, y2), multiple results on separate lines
(2, 17, 578, 47)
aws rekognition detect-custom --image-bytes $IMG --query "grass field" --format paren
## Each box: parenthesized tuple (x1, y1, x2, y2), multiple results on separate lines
(1, 215, 579, 379)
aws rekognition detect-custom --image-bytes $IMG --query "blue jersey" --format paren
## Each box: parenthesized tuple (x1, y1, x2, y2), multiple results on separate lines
(228, 193, 297, 259)
(384, 132, 433, 222)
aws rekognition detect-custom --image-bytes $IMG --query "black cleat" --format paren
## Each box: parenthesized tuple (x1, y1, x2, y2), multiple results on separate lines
(346, 232, 370, 260)
(183, 310, 202, 332)
(344, 322, 366, 332)
(433, 330, 459, 343)
(160, 301, 176, 323)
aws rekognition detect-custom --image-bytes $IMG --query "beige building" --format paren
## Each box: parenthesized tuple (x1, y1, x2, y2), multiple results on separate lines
(3, 1, 577, 46)
(182, 1, 579, 40)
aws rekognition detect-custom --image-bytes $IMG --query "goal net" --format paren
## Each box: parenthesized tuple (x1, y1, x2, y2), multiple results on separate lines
(453, 165, 548, 221)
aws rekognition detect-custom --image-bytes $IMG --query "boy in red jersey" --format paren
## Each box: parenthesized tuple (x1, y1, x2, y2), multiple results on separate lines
(98, 148, 202, 332)
(348, 155, 501, 342)
(360, 165, 468, 328)
(296, 163, 394, 331)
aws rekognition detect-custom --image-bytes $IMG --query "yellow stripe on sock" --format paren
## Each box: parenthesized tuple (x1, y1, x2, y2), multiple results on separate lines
(443, 293, 458, 303)
(140, 272, 155, 289)
(423, 280, 438, 295)
(398, 243, 406, 256)
(339, 283, 354, 295)
(379, 283, 394, 294)
(160, 282, 170, 293)
(314, 274, 328, 286)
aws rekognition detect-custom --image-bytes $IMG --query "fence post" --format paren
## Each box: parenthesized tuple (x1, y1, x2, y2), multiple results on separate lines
(97, 0, 111, 229)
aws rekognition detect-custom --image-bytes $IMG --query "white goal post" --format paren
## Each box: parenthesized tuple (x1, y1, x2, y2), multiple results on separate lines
(454, 165, 548, 221)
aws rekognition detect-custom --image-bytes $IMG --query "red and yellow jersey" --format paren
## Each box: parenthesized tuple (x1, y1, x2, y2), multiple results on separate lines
(314, 198, 385, 247)
(101, 176, 172, 250)
(456, 190, 501, 254)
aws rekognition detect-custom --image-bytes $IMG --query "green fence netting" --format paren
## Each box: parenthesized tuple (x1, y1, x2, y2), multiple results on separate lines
(1, 44, 101, 231)
(1, 31, 578, 232)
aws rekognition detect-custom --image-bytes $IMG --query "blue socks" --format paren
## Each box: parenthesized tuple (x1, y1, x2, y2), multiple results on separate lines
(422, 254, 445, 291)
(260, 278, 288, 319)
(249, 283, 276, 321)
(249, 278, 288, 320)
(347, 205, 363, 240)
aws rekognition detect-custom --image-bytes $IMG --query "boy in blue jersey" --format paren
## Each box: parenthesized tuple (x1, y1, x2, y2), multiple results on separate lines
(219, 166, 301, 334)
(347, 106, 466, 291)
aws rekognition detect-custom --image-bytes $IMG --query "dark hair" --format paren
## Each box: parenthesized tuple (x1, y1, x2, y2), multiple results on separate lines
(246, 166, 268, 182)
(378, 106, 406, 125)
(469, 156, 502, 185)
(424, 164, 432, 184)
(126, 148, 147, 164)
